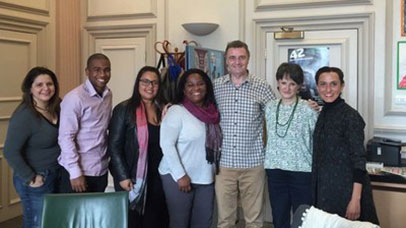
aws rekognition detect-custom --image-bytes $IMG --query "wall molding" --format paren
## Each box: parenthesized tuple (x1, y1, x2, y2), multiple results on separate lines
(374, 126, 406, 139)
(239, 0, 246, 40)
(255, 0, 373, 11)
(0, 97, 21, 102)
(0, 116, 11, 121)
(86, 0, 157, 21)
(83, 23, 157, 68)
(9, 199, 21, 206)
(87, 12, 157, 21)
(0, 0, 49, 15)
(0, 14, 48, 33)
(253, 12, 375, 137)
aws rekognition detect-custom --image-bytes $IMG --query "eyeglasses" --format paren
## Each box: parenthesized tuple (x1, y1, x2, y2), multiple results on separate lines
(139, 78, 159, 87)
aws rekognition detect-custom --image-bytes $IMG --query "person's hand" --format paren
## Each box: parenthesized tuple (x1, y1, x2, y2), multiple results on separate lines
(70, 175, 87, 192)
(119, 179, 134, 191)
(177, 175, 191, 193)
(307, 99, 320, 112)
(345, 198, 361, 220)
(161, 103, 172, 118)
(29, 174, 44, 188)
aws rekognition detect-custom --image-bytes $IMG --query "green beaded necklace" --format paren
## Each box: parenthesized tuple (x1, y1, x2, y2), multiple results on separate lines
(275, 96, 298, 138)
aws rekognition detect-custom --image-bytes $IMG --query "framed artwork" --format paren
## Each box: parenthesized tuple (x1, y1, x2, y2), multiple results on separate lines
(287, 47, 330, 103)
(402, 0, 406, 36)
(397, 41, 406, 90)
(185, 45, 227, 81)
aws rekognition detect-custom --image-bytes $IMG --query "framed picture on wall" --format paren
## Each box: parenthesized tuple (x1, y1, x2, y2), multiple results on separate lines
(287, 47, 330, 103)
(397, 41, 406, 90)
(402, 0, 406, 36)
(185, 45, 227, 81)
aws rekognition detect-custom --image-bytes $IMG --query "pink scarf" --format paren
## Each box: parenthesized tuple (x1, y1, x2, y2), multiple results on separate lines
(130, 102, 148, 214)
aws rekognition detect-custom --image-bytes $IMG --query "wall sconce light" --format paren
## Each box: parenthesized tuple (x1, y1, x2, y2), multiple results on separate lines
(182, 22, 219, 36)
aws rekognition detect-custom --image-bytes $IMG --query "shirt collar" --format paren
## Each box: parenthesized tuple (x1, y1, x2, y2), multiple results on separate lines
(84, 79, 110, 97)
(222, 73, 252, 85)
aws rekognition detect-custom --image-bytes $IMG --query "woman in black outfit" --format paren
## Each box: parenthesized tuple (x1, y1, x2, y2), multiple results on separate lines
(312, 66, 379, 224)
(108, 66, 169, 228)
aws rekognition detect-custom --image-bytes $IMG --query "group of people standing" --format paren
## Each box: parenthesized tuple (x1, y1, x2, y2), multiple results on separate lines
(4, 40, 379, 228)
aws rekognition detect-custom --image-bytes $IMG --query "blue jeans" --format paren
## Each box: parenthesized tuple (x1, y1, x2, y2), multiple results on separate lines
(266, 169, 312, 228)
(13, 169, 59, 228)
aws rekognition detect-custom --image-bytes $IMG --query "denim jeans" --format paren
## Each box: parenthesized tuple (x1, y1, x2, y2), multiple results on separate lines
(13, 168, 59, 228)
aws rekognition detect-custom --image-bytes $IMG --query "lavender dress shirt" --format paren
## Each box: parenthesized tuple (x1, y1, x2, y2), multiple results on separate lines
(58, 79, 112, 179)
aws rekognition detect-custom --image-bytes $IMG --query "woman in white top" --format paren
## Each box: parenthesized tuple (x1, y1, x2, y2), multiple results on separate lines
(159, 68, 222, 228)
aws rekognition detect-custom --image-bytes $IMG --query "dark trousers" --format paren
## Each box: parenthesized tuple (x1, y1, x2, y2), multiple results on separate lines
(58, 167, 108, 193)
(121, 172, 169, 228)
(266, 169, 312, 228)
(161, 174, 214, 228)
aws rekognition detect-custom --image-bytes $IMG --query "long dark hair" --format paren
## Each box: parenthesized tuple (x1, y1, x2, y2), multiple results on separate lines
(19, 67, 61, 117)
(175, 68, 216, 107)
(128, 66, 163, 122)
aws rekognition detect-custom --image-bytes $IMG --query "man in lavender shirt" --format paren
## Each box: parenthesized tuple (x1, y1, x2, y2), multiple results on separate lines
(58, 53, 112, 193)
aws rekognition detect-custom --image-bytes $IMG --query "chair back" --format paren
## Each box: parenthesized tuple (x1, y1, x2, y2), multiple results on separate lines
(41, 191, 128, 228)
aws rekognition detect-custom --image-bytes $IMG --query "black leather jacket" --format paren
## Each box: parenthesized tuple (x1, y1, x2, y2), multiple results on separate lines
(108, 100, 139, 191)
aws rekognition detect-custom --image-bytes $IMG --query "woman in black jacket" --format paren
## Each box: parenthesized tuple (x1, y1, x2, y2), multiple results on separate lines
(108, 66, 169, 228)
(312, 66, 379, 224)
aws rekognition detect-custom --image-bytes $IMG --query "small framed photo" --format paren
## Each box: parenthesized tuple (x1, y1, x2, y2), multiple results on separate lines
(397, 41, 406, 90)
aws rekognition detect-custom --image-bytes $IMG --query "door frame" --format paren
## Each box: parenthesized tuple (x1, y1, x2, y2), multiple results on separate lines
(252, 13, 375, 138)
(265, 29, 358, 109)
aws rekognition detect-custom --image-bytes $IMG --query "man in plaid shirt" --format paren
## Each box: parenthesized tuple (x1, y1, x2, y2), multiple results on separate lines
(214, 40, 276, 228)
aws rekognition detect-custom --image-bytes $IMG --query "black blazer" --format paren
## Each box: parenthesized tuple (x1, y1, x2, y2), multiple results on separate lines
(108, 100, 139, 191)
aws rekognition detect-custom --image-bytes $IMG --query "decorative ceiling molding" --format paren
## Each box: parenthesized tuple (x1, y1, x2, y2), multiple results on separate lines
(255, 0, 373, 11)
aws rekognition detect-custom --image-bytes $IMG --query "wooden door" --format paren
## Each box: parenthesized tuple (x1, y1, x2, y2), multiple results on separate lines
(95, 37, 147, 191)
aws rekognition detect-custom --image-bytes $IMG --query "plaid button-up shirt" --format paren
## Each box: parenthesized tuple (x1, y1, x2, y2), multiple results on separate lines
(214, 74, 276, 168)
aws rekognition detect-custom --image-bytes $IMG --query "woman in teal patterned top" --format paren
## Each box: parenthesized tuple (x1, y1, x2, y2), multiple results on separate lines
(264, 62, 318, 228)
